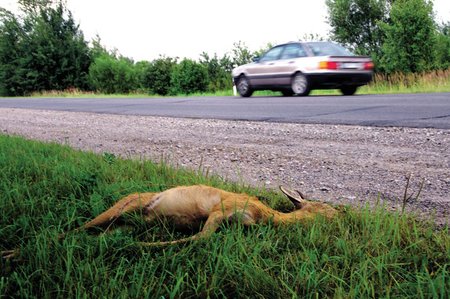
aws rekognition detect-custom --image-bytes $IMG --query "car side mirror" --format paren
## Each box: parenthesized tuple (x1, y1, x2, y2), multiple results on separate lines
(252, 56, 260, 63)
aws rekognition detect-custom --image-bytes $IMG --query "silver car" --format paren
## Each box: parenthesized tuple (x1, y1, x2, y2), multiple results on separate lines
(232, 41, 374, 97)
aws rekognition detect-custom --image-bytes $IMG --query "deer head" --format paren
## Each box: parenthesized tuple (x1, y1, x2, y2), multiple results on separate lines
(279, 186, 337, 219)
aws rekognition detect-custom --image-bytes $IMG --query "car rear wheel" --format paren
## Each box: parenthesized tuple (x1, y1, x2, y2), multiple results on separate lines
(340, 86, 357, 96)
(291, 72, 310, 96)
(236, 75, 253, 97)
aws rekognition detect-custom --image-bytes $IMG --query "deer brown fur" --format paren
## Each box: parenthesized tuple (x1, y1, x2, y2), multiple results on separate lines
(81, 185, 337, 245)
(1, 185, 337, 259)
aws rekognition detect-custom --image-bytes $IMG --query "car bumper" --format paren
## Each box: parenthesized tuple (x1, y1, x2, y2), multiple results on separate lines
(308, 72, 373, 88)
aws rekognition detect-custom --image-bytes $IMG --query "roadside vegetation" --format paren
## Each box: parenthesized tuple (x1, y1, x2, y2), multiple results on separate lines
(0, 135, 449, 298)
(29, 69, 450, 98)
(362, 69, 450, 94)
(1, 0, 450, 97)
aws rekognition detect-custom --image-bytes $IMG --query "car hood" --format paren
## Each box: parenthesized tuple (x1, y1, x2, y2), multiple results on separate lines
(232, 62, 257, 76)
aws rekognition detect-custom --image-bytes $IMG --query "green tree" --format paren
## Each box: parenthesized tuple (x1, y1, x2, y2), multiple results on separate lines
(380, 0, 436, 73)
(0, 1, 91, 95)
(299, 33, 327, 42)
(28, 4, 91, 91)
(134, 59, 150, 91)
(199, 52, 231, 92)
(326, 0, 390, 61)
(434, 22, 450, 70)
(0, 9, 27, 95)
(219, 54, 234, 73)
(18, 0, 55, 12)
(253, 42, 274, 59)
(230, 41, 254, 67)
(88, 53, 137, 94)
(140, 56, 177, 95)
(89, 34, 109, 59)
(171, 58, 208, 94)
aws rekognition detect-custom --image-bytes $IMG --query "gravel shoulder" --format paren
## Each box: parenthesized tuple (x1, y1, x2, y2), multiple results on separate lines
(1, 108, 449, 227)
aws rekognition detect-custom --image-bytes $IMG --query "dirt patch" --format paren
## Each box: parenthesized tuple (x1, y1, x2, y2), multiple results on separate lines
(1, 108, 448, 227)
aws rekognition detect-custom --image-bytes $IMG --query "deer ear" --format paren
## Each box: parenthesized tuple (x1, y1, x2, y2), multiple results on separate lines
(279, 186, 306, 209)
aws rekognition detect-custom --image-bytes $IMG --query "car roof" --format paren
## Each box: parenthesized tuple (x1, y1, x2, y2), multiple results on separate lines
(274, 41, 332, 47)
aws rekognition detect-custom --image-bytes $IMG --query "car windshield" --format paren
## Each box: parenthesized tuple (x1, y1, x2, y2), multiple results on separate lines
(306, 42, 354, 56)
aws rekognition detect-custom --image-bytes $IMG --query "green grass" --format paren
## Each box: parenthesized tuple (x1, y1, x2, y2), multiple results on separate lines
(0, 135, 449, 298)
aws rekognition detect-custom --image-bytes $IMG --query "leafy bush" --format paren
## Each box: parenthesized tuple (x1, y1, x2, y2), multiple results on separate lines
(139, 56, 177, 95)
(88, 54, 137, 94)
(230, 41, 254, 67)
(170, 58, 209, 94)
(200, 52, 232, 92)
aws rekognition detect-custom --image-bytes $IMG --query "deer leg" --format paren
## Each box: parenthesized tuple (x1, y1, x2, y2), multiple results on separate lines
(82, 192, 157, 230)
(138, 211, 226, 246)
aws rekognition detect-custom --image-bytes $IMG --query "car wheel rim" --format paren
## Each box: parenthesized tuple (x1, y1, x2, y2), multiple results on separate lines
(292, 74, 307, 94)
(238, 78, 249, 94)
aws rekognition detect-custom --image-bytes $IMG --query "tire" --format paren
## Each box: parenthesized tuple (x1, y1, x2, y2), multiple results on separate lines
(236, 75, 253, 97)
(291, 72, 310, 96)
(340, 86, 357, 96)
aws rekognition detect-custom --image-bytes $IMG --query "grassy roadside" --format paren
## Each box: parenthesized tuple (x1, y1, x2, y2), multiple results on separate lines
(23, 69, 450, 98)
(0, 134, 449, 298)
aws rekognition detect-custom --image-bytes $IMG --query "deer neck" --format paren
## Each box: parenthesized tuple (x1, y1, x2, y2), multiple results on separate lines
(270, 209, 314, 225)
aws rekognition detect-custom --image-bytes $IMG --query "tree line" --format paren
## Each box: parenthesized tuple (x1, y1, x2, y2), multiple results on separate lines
(326, 0, 449, 73)
(0, 0, 449, 96)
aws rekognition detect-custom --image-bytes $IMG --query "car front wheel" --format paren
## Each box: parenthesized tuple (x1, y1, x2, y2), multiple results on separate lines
(236, 75, 253, 97)
(291, 72, 310, 96)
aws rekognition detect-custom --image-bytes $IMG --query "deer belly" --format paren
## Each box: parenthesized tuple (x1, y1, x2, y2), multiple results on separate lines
(145, 188, 221, 221)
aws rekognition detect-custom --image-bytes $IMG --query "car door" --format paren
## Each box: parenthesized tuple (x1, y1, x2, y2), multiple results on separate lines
(276, 43, 308, 85)
(245, 45, 284, 87)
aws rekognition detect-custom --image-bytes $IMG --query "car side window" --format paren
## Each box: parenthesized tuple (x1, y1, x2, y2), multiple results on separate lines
(259, 46, 284, 62)
(280, 44, 307, 59)
(306, 42, 354, 56)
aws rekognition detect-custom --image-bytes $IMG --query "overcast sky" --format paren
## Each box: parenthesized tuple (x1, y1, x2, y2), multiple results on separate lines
(1, 0, 449, 61)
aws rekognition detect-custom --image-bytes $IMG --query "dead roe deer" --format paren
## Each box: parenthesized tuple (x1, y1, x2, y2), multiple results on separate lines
(1, 185, 337, 259)
(82, 184, 338, 245)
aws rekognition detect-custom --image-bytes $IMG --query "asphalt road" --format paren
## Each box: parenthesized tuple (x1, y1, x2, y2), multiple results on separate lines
(0, 93, 449, 129)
